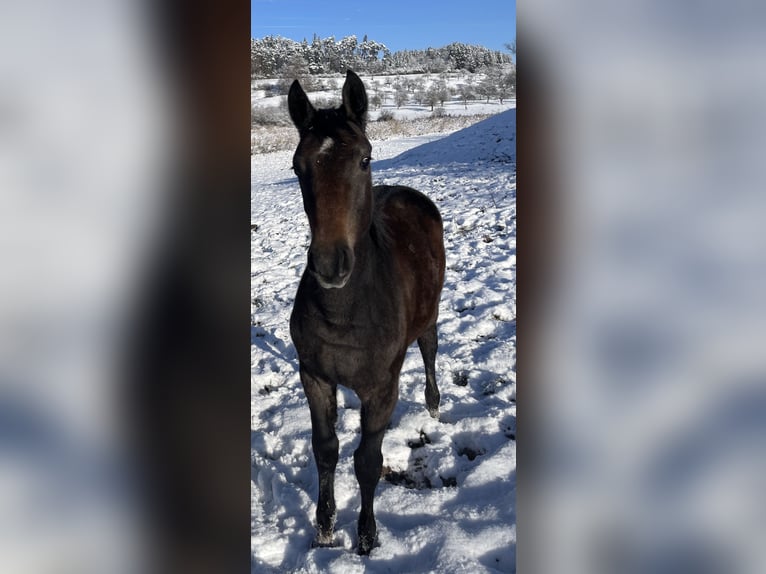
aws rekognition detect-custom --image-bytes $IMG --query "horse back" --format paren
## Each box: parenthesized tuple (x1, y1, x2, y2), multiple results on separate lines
(373, 185, 445, 343)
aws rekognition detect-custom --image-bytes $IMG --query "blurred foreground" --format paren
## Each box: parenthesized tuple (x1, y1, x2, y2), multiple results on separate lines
(0, 1, 250, 572)
(520, 2, 766, 573)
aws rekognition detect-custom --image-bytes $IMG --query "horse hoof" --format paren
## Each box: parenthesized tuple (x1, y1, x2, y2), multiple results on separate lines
(357, 537, 377, 556)
(428, 407, 440, 419)
(312, 531, 337, 548)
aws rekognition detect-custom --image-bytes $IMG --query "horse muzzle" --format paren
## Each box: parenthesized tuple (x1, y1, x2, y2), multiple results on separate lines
(308, 243, 354, 289)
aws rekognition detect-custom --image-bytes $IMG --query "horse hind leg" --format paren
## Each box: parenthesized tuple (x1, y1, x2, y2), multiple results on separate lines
(300, 370, 339, 546)
(417, 323, 441, 418)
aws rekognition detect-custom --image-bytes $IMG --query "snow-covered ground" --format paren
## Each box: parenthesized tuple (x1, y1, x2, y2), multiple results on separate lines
(251, 108, 516, 573)
(252, 72, 516, 122)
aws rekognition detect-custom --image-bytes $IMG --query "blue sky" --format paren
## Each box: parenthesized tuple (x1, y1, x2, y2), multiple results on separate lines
(251, 0, 515, 54)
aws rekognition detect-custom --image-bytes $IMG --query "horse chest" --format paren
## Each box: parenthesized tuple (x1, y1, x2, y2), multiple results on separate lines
(291, 303, 402, 385)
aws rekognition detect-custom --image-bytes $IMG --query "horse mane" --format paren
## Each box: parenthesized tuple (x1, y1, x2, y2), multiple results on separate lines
(370, 187, 393, 250)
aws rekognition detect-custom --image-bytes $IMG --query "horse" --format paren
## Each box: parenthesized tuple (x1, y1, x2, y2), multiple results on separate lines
(287, 70, 446, 555)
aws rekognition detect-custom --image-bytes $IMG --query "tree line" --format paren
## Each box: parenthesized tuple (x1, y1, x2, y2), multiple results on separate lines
(251, 34, 513, 78)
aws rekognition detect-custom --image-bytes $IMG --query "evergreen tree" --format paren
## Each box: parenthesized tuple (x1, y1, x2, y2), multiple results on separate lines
(251, 35, 512, 77)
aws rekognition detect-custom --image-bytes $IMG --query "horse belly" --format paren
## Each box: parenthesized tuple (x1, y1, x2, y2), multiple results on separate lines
(379, 190, 445, 343)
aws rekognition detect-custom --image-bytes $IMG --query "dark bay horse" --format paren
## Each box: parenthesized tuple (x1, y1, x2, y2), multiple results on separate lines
(287, 70, 446, 555)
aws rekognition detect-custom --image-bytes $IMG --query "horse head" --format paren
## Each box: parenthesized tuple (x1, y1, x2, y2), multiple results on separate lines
(288, 70, 373, 289)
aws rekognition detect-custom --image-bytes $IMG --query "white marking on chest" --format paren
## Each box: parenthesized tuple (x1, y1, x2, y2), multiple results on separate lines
(318, 137, 334, 155)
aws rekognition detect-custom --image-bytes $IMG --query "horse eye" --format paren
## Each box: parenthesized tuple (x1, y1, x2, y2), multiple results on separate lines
(360, 157, 371, 169)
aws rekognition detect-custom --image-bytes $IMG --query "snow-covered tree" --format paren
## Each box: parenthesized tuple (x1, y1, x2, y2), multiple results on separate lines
(337, 35, 358, 71)
(251, 35, 511, 77)
(278, 53, 313, 94)
(308, 34, 324, 74)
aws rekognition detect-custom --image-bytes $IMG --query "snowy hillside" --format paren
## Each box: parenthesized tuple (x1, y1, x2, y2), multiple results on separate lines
(252, 72, 516, 121)
(251, 108, 516, 573)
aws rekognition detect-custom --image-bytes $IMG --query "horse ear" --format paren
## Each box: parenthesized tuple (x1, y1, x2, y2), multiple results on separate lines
(342, 70, 368, 128)
(288, 79, 315, 132)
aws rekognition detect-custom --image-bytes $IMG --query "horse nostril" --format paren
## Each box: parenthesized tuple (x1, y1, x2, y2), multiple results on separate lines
(337, 246, 353, 278)
(308, 244, 353, 287)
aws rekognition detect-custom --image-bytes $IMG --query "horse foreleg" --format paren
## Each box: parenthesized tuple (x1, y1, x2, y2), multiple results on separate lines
(354, 382, 398, 555)
(417, 322, 441, 418)
(300, 369, 339, 546)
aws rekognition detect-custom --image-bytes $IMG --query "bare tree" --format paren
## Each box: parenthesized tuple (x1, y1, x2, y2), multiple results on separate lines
(457, 81, 475, 110)
(395, 86, 409, 108)
(498, 68, 516, 103)
(424, 85, 441, 111)
(413, 79, 427, 105)
(433, 80, 450, 107)
(476, 72, 498, 103)
(370, 91, 383, 110)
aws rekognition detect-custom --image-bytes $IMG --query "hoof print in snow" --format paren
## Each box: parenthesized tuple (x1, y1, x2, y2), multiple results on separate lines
(258, 385, 272, 396)
(440, 475, 457, 487)
(452, 370, 469, 386)
(457, 446, 486, 461)
(481, 377, 507, 396)
(503, 421, 515, 440)
(382, 465, 432, 490)
(482, 235, 494, 243)
(250, 223, 259, 232)
(407, 430, 432, 449)
(473, 333, 497, 343)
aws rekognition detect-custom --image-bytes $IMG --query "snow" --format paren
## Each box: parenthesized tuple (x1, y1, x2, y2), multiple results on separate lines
(252, 72, 516, 121)
(371, 100, 515, 121)
(252, 107, 516, 572)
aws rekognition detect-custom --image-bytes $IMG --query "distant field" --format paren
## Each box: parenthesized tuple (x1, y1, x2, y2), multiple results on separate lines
(251, 71, 515, 154)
